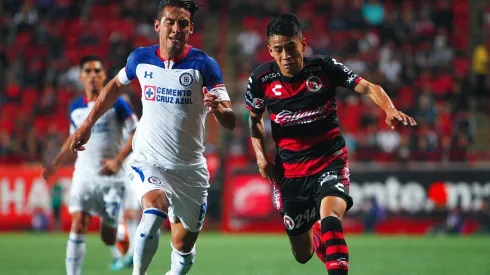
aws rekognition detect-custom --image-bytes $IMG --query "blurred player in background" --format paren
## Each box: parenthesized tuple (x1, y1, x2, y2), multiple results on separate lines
(41, 55, 138, 275)
(70, 1, 236, 275)
(111, 94, 141, 271)
(246, 14, 416, 274)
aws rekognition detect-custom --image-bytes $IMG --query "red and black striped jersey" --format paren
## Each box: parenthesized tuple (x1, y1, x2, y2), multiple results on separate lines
(245, 55, 362, 178)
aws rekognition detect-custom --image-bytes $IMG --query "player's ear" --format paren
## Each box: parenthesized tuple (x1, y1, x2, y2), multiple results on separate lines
(302, 37, 307, 53)
(189, 23, 194, 35)
(268, 44, 274, 58)
(154, 19, 160, 32)
(101, 69, 107, 83)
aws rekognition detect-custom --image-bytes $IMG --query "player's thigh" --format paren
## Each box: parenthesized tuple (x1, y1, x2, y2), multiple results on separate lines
(314, 166, 353, 220)
(128, 164, 170, 212)
(164, 167, 209, 240)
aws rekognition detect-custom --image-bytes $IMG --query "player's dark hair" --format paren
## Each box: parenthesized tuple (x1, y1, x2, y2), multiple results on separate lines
(157, 0, 200, 22)
(79, 55, 103, 69)
(267, 13, 302, 39)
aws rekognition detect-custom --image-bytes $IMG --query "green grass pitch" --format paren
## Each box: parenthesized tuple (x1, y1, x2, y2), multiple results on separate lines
(0, 233, 489, 275)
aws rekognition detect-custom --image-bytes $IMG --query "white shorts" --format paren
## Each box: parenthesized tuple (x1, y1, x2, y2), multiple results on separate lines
(123, 177, 140, 212)
(128, 162, 209, 232)
(69, 174, 125, 228)
(122, 153, 140, 212)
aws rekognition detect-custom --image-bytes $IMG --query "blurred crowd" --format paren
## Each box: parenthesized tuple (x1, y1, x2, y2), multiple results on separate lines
(0, 0, 489, 165)
(229, 0, 490, 163)
(0, 0, 210, 164)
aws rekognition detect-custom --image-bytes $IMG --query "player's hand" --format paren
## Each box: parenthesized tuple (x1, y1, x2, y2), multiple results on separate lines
(70, 124, 92, 153)
(385, 109, 417, 130)
(100, 158, 122, 176)
(41, 164, 56, 181)
(258, 160, 277, 182)
(203, 87, 219, 114)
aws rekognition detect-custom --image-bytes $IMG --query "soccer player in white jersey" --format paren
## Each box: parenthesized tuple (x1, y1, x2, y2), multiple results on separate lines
(70, 1, 237, 275)
(41, 56, 138, 275)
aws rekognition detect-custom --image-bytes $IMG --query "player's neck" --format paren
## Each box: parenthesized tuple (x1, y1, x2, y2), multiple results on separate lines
(84, 91, 98, 102)
(159, 44, 188, 60)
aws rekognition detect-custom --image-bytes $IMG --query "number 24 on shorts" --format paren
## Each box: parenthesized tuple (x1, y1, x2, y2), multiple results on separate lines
(284, 208, 317, 230)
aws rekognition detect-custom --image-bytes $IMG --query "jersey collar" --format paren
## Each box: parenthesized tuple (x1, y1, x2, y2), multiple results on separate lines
(156, 44, 192, 64)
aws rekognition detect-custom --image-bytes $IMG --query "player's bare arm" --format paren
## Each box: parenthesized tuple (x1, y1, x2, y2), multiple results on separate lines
(42, 135, 74, 180)
(249, 111, 276, 181)
(70, 76, 125, 152)
(354, 79, 417, 129)
(100, 131, 135, 176)
(203, 87, 236, 131)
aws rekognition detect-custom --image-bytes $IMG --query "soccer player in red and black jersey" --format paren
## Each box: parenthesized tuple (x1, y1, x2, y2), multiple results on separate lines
(246, 14, 416, 274)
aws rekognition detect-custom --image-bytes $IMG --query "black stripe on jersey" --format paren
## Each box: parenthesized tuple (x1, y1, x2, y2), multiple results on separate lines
(277, 135, 345, 163)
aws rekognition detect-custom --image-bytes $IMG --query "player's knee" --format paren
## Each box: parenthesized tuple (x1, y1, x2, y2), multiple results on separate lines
(70, 213, 90, 234)
(101, 233, 117, 246)
(100, 224, 117, 245)
(172, 239, 195, 254)
(124, 209, 138, 221)
(292, 250, 313, 264)
(141, 190, 169, 212)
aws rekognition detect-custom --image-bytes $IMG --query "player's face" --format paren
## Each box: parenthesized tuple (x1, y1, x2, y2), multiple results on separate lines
(268, 34, 306, 77)
(155, 6, 194, 55)
(79, 61, 106, 93)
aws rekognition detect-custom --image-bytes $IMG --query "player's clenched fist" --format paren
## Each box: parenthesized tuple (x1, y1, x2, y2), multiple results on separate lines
(203, 87, 219, 114)
(70, 124, 92, 153)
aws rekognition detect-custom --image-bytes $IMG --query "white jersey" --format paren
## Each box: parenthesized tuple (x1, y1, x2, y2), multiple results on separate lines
(69, 96, 138, 181)
(117, 45, 230, 169)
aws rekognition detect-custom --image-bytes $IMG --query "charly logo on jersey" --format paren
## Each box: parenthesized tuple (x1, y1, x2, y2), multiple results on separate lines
(148, 176, 162, 185)
(144, 85, 157, 101)
(179, 72, 194, 87)
(283, 214, 295, 230)
(306, 75, 322, 92)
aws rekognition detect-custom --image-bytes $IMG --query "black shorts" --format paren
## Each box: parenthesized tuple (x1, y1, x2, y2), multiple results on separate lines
(277, 165, 353, 236)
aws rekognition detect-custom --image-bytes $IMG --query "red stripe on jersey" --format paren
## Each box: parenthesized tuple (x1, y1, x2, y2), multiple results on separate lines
(326, 260, 349, 270)
(326, 245, 349, 255)
(282, 147, 347, 178)
(276, 128, 340, 151)
(321, 230, 345, 243)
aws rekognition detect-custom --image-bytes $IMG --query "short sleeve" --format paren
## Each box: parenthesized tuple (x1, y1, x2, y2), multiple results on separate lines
(323, 56, 363, 90)
(245, 71, 265, 115)
(202, 56, 230, 101)
(69, 123, 76, 135)
(114, 97, 138, 135)
(118, 51, 139, 85)
(114, 97, 134, 122)
(68, 103, 77, 135)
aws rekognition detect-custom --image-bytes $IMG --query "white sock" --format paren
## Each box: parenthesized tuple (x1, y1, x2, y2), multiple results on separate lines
(109, 245, 121, 260)
(126, 219, 138, 256)
(66, 232, 86, 275)
(169, 243, 196, 275)
(132, 208, 166, 275)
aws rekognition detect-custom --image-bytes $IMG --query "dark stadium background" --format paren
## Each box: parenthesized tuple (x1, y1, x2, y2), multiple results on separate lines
(0, 1, 489, 274)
